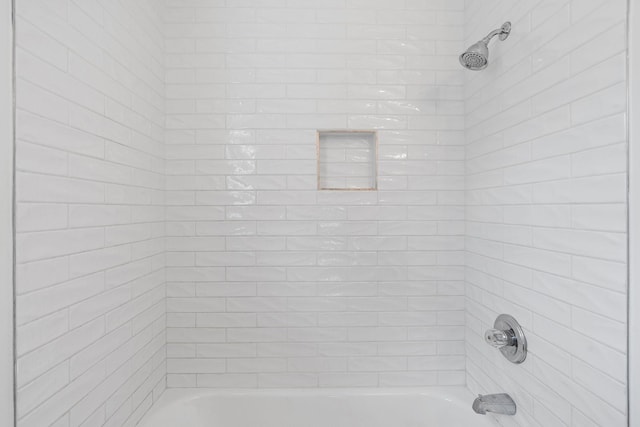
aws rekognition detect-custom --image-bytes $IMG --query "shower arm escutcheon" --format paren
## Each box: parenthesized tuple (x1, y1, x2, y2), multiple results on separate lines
(484, 314, 527, 364)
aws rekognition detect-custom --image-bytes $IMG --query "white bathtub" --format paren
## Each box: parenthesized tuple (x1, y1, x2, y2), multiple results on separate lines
(137, 387, 497, 427)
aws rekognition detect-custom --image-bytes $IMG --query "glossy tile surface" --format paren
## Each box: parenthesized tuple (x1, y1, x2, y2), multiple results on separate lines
(464, 0, 628, 426)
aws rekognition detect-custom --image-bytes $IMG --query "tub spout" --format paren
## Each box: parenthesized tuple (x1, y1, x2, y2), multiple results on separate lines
(472, 393, 516, 416)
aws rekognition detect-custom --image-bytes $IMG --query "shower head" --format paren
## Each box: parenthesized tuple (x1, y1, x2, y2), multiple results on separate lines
(460, 40, 489, 70)
(460, 22, 511, 71)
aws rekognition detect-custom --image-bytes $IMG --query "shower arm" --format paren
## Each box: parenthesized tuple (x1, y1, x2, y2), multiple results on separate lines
(481, 29, 503, 44)
(480, 22, 512, 44)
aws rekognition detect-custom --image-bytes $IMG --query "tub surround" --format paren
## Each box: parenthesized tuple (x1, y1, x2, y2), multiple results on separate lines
(11, 0, 631, 426)
(464, 0, 628, 426)
(163, 0, 466, 391)
(14, 1, 166, 426)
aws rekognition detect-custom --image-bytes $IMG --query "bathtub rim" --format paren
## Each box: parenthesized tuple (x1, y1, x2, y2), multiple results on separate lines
(152, 385, 479, 402)
(138, 385, 484, 426)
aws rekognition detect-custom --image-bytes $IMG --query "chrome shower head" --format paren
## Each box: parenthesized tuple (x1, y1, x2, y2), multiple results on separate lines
(460, 40, 489, 70)
(460, 22, 511, 71)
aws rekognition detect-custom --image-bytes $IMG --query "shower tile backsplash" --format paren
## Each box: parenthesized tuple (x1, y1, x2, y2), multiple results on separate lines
(164, 0, 466, 390)
(464, 0, 628, 426)
(14, 1, 166, 426)
(13, 0, 631, 427)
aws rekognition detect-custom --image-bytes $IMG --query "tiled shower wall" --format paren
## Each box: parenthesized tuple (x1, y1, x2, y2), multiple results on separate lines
(12, 0, 633, 426)
(14, 1, 166, 426)
(164, 0, 467, 389)
(464, 0, 628, 426)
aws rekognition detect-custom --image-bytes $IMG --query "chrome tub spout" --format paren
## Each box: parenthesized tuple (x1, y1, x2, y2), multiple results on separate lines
(472, 393, 516, 416)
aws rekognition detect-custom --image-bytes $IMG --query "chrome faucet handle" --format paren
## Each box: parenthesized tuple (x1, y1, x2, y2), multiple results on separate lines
(484, 314, 527, 364)
(485, 328, 515, 348)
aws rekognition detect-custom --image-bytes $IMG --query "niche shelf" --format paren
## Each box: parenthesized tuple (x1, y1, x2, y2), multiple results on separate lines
(317, 130, 378, 191)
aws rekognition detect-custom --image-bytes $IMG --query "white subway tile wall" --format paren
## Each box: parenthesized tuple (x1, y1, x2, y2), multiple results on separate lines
(13, 0, 632, 426)
(164, 0, 467, 390)
(15, 1, 166, 426)
(464, 0, 628, 426)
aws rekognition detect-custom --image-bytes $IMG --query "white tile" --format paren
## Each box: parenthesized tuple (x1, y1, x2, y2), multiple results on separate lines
(14, 1, 629, 425)
(17, 361, 69, 417)
(17, 310, 69, 356)
(18, 319, 105, 386)
(16, 203, 68, 232)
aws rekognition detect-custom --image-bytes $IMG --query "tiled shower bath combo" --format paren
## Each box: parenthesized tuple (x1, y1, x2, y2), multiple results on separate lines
(11, 0, 629, 426)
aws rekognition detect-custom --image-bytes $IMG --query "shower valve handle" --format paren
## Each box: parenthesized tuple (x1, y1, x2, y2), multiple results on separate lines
(485, 314, 527, 364)
(485, 328, 516, 348)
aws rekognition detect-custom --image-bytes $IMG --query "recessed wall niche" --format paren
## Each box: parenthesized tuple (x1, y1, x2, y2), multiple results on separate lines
(317, 130, 377, 191)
